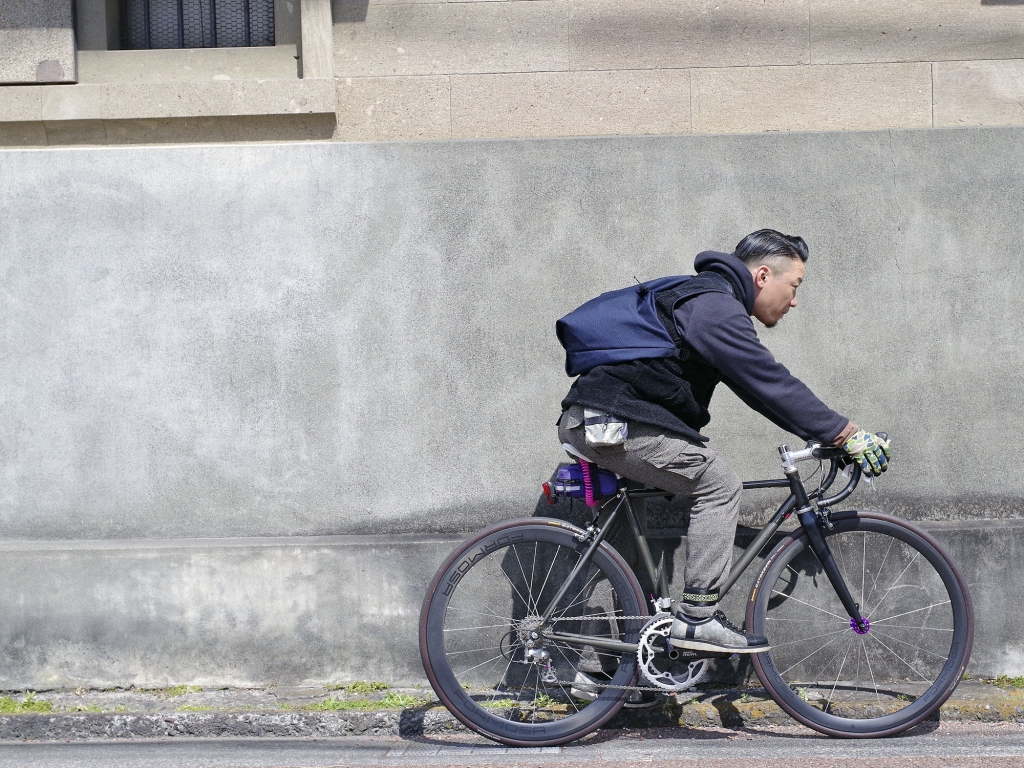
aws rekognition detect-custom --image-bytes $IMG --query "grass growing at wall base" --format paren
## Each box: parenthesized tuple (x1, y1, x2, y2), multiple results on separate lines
(0, 693, 53, 714)
(302, 692, 426, 711)
(990, 675, 1024, 689)
(138, 685, 203, 698)
(323, 681, 388, 693)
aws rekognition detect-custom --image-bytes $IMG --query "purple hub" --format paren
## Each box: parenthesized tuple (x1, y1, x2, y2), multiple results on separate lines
(850, 616, 871, 635)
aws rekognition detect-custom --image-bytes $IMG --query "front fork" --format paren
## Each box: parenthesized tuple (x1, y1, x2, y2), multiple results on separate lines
(788, 465, 869, 633)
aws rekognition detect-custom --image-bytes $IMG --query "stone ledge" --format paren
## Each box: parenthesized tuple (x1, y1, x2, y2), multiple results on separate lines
(76, 48, 301, 84)
(0, 78, 336, 122)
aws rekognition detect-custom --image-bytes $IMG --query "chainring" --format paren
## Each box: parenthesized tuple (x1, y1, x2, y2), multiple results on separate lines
(637, 613, 712, 692)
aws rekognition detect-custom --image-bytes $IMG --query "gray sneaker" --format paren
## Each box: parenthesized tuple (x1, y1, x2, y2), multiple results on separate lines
(668, 610, 770, 654)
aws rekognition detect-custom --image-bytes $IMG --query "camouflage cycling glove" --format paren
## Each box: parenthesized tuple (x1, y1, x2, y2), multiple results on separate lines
(842, 429, 891, 476)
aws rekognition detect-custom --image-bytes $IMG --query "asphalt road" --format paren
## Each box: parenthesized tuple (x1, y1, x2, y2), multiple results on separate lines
(0, 722, 1023, 768)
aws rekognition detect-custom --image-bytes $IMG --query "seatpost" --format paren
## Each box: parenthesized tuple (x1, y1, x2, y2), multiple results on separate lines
(780, 444, 868, 631)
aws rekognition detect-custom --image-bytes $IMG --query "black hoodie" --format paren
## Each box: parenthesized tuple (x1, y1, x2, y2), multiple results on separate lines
(561, 251, 848, 445)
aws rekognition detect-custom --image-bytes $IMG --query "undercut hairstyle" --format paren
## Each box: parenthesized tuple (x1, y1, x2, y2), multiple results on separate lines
(733, 229, 809, 272)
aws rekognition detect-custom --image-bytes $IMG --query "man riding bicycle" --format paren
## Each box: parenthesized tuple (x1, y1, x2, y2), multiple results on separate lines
(557, 229, 891, 655)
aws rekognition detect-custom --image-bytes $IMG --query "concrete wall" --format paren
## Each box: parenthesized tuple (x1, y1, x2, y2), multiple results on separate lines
(0, 126, 1023, 683)
(2, 127, 1023, 541)
(0, 520, 1018, 689)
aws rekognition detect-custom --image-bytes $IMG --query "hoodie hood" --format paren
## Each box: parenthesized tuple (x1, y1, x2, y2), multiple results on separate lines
(694, 250, 755, 314)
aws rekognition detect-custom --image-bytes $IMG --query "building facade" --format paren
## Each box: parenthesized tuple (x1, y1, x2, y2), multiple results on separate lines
(2, 0, 1023, 145)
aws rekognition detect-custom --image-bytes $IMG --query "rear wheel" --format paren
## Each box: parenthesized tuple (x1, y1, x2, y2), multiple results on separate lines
(420, 519, 648, 746)
(747, 511, 973, 737)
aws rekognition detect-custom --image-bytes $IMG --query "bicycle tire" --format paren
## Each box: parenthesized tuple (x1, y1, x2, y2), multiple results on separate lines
(420, 518, 648, 747)
(747, 511, 973, 737)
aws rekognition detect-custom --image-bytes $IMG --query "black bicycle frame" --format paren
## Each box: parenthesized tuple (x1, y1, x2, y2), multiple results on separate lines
(544, 456, 867, 653)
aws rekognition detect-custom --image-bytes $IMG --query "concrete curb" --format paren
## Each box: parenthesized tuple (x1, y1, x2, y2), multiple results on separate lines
(1, 688, 1022, 741)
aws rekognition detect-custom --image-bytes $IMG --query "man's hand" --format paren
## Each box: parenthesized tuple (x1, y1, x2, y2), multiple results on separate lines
(843, 429, 892, 476)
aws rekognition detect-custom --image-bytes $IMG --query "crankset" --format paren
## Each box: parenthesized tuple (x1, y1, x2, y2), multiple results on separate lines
(637, 613, 715, 692)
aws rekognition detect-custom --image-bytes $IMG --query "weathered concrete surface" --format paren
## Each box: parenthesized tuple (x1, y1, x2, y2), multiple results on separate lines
(0, 682, 1019, 741)
(0, 518, 1016, 688)
(0, 535, 457, 689)
(1, 128, 1023, 687)
(1, 128, 1024, 541)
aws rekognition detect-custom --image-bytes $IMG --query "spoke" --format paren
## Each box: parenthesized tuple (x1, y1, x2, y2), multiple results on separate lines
(554, 568, 605, 622)
(856, 637, 882, 704)
(549, 642, 585, 715)
(512, 544, 539, 616)
(854, 632, 862, 699)
(872, 624, 953, 632)
(446, 645, 514, 657)
(768, 627, 851, 649)
(867, 551, 921, 619)
(861, 531, 867, 611)
(444, 602, 512, 624)
(556, 586, 619, 623)
(531, 666, 540, 723)
(499, 548, 538, 616)
(771, 589, 847, 622)
(453, 651, 511, 679)
(530, 541, 539, 611)
(547, 641, 623, 663)
(534, 547, 566, 617)
(866, 633, 934, 684)
(865, 534, 896, 608)
(444, 623, 515, 632)
(826, 635, 857, 710)
(870, 601, 951, 626)
(871, 629, 953, 661)
(778, 634, 845, 678)
(816, 632, 857, 686)
(493, 651, 518, 698)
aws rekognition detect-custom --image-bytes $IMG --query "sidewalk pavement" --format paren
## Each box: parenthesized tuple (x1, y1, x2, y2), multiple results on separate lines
(0, 682, 1019, 742)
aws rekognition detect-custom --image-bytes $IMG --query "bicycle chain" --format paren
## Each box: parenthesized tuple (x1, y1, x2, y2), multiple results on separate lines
(547, 614, 651, 622)
(538, 614, 697, 693)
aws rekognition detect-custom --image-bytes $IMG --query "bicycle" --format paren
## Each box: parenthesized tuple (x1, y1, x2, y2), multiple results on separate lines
(419, 435, 973, 746)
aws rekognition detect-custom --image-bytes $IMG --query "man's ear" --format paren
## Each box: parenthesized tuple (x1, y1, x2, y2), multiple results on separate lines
(753, 265, 771, 289)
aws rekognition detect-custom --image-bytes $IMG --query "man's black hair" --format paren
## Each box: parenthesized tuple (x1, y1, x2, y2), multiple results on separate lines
(733, 229, 809, 267)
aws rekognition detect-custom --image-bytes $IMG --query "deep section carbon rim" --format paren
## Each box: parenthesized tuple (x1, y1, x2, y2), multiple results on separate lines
(420, 519, 648, 746)
(748, 512, 972, 737)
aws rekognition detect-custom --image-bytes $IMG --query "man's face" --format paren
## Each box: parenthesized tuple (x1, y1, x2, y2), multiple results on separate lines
(751, 258, 805, 328)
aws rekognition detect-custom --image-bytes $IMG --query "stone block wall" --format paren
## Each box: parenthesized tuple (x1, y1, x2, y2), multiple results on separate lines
(332, 0, 1024, 141)
(0, 0, 76, 84)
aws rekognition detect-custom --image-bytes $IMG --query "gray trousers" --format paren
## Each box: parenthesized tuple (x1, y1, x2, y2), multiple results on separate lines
(557, 405, 742, 620)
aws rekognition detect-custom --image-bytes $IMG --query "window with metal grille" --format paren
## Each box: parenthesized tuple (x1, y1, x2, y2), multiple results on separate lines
(120, 0, 275, 50)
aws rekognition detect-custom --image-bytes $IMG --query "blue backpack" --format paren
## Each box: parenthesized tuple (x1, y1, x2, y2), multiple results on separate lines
(555, 274, 732, 377)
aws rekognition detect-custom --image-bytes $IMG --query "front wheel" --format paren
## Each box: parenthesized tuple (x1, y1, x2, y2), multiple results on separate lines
(420, 519, 648, 746)
(747, 511, 973, 737)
